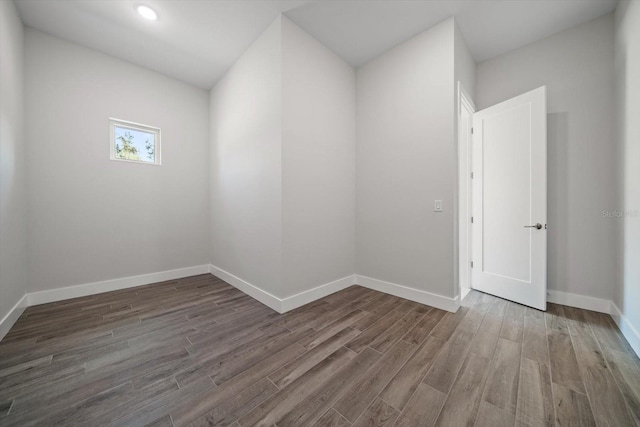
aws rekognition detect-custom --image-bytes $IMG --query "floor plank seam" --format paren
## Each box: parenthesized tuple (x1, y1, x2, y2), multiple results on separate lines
(267, 376, 280, 391)
(331, 403, 353, 424)
(543, 307, 559, 427)
(365, 345, 384, 355)
(6, 399, 15, 416)
(476, 301, 517, 422)
(435, 296, 493, 426)
(379, 395, 401, 412)
(350, 398, 377, 426)
(584, 311, 637, 424)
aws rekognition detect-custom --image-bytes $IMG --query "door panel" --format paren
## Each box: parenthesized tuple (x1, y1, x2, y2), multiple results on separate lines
(483, 103, 531, 282)
(472, 86, 547, 310)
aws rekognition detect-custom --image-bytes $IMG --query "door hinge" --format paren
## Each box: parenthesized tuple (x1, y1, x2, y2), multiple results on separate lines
(471, 216, 474, 223)
(471, 172, 474, 179)
(471, 261, 474, 268)
(471, 127, 474, 134)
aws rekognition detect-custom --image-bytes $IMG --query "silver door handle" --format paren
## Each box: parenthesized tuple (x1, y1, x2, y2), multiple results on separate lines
(524, 223, 542, 229)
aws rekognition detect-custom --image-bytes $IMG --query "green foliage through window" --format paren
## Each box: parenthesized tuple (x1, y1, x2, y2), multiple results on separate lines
(115, 131, 142, 161)
(111, 120, 160, 165)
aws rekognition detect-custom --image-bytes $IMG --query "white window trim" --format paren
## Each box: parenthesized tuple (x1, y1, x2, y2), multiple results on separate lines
(109, 118, 161, 166)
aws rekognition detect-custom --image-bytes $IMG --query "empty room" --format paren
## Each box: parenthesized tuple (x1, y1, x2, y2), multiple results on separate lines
(1, 0, 639, 425)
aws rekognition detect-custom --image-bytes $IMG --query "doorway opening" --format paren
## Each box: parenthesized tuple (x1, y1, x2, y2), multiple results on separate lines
(458, 85, 548, 310)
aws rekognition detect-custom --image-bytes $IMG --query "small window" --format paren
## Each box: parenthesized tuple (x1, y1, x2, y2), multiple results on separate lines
(109, 118, 161, 165)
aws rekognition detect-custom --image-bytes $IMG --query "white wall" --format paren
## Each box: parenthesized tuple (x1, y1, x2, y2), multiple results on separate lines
(209, 17, 283, 297)
(356, 19, 457, 300)
(454, 23, 476, 101)
(25, 29, 210, 292)
(614, 0, 640, 347)
(0, 0, 27, 321)
(210, 16, 356, 300)
(281, 17, 356, 296)
(476, 14, 616, 301)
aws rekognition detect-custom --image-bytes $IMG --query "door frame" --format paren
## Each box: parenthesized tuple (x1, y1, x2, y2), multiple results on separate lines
(457, 82, 475, 302)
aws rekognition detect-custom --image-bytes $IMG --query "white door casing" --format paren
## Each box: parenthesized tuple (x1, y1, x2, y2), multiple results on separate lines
(472, 86, 547, 310)
(458, 83, 475, 300)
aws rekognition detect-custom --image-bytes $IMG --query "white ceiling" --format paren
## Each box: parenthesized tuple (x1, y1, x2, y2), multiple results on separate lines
(14, 0, 307, 89)
(15, 0, 617, 89)
(287, 0, 618, 66)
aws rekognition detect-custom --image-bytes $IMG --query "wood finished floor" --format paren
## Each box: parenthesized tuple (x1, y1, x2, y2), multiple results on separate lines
(0, 274, 639, 427)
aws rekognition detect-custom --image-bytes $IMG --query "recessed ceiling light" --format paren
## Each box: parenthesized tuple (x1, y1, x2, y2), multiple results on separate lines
(137, 5, 157, 21)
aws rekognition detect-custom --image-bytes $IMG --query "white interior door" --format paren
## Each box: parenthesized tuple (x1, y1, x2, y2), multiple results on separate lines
(471, 86, 547, 310)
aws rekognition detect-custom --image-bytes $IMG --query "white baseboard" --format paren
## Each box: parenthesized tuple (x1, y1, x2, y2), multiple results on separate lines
(209, 266, 458, 313)
(280, 275, 357, 313)
(547, 290, 611, 313)
(28, 265, 211, 306)
(355, 275, 459, 312)
(0, 294, 29, 341)
(208, 265, 282, 312)
(546, 290, 639, 358)
(610, 302, 640, 358)
(4, 262, 637, 359)
(210, 266, 460, 314)
(209, 264, 357, 314)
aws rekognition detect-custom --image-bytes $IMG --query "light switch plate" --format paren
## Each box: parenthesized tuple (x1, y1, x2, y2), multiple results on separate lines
(434, 200, 443, 212)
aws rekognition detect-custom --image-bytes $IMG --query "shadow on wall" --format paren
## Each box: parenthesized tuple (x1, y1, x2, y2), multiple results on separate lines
(547, 112, 569, 293)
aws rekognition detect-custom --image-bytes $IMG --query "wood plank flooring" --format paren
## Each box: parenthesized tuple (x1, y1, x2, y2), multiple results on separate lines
(0, 274, 638, 426)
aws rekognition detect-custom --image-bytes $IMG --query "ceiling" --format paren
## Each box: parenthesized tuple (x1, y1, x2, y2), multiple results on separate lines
(15, 0, 617, 89)
(287, 0, 618, 67)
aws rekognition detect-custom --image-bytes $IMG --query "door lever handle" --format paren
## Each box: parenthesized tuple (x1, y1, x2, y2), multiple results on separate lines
(524, 223, 543, 229)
